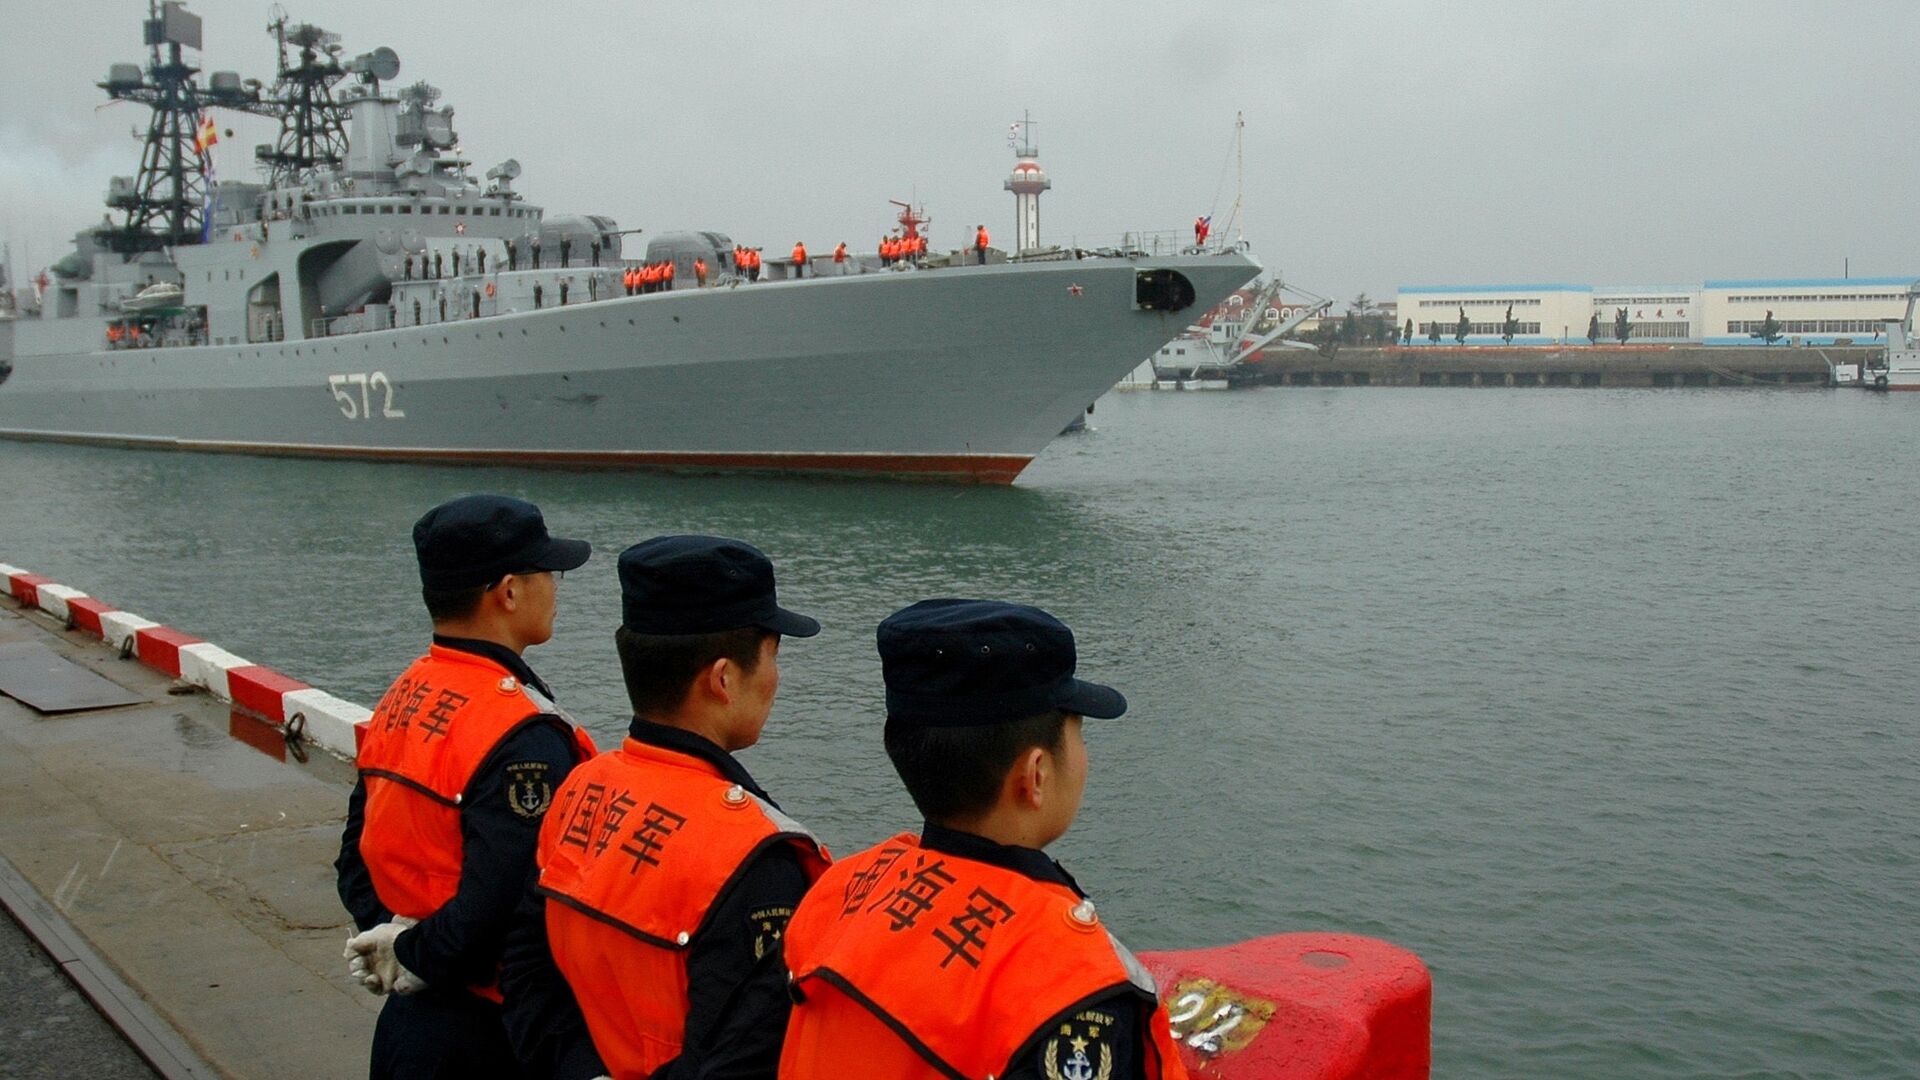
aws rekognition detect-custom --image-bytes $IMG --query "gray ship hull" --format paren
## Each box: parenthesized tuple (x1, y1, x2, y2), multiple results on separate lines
(0, 255, 1258, 481)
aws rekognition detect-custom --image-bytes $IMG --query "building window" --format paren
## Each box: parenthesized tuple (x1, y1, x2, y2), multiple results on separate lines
(1727, 292, 1901, 304)
(1727, 319, 1888, 334)
(1417, 321, 1543, 336)
(1417, 297, 1544, 308)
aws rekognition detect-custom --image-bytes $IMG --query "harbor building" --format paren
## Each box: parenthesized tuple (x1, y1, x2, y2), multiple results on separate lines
(1396, 277, 1915, 346)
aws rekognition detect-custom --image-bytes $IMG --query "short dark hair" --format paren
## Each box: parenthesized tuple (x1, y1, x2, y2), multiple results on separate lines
(883, 710, 1068, 823)
(615, 624, 772, 717)
(422, 582, 488, 622)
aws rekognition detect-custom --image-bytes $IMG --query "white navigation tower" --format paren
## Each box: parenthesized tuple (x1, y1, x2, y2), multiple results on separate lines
(1003, 111, 1050, 253)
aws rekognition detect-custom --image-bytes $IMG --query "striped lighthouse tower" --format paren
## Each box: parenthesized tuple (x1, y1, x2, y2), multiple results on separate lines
(1003, 110, 1050, 253)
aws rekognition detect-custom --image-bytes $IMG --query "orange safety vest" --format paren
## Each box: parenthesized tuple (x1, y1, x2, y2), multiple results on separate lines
(626, 268, 637, 291)
(792, 243, 808, 265)
(358, 646, 597, 999)
(832, 243, 847, 263)
(537, 737, 830, 1078)
(780, 834, 1186, 1080)
(665, 260, 676, 280)
(975, 227, 989, 250)
(694, 258, 708, 280)
(750, 249, 763, 270)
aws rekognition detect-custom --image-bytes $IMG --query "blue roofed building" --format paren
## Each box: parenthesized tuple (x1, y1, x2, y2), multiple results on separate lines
(1396, 277, 1915, 345)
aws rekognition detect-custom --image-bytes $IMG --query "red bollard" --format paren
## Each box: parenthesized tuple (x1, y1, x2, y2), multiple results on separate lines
(1139, 933, 1430, 1079)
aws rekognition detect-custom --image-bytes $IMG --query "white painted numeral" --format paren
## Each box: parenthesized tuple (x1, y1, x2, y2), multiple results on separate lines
(327, 374, 358, 419)
(1166, 992, 1246, 1057)
(370, 371, 405, 418)
(327, 372, 404, 420)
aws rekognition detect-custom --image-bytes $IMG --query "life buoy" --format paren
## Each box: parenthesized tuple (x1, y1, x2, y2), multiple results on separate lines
(485, 281, 497, 298)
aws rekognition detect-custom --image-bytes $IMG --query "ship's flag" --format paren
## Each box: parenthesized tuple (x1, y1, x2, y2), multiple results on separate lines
(195, 114, 219, 154)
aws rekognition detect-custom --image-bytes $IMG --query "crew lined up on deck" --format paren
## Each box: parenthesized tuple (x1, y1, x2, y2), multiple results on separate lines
(878, 232, 927, 267)
(623, 261, 677, 295)
(339, 493, 1191, 1080)
(390, 233, 982, 311)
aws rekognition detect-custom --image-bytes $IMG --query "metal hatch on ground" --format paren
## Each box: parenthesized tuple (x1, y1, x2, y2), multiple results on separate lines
(0, 642, 146, 713)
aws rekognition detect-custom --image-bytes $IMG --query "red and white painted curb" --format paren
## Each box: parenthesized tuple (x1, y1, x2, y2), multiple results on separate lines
(0, 561, 370, 760)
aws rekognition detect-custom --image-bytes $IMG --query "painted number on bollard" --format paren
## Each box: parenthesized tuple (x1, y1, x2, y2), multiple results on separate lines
(327, 372, 405, 420)
(1165, 978, 1274, 1057)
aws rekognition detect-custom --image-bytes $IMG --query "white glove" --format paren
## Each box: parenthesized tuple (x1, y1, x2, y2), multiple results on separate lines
(344, 916, 423, 996)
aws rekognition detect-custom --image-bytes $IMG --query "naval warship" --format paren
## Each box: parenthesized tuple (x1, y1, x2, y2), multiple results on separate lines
(0, 3, 1260, 483)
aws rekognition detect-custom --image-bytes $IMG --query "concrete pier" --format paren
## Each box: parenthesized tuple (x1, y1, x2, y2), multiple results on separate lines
(0, 596, 372, 1079)
(1232, 345, 1864, 388)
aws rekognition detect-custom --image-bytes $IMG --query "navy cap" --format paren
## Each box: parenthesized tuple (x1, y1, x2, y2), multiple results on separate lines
(412, 494, 591, 590)
(618, 535, 820, 638)
(878, 599, 1126, 727)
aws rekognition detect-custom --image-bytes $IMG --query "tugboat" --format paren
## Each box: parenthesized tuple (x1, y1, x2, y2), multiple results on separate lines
(0, 2, 1259, 482)
(1859, 280, 1920, 391)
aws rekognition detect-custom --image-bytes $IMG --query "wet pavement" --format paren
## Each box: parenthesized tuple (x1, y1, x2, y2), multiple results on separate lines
(0, 598, 374, 1080)
(0, 910, 159, 1079)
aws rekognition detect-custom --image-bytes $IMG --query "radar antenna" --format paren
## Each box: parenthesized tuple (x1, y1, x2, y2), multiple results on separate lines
(254, 11, 352, 185)
(99, 1, 253, 253)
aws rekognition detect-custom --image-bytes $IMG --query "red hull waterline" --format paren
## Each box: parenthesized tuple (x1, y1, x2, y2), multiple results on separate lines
(0, 431, 1034, 484)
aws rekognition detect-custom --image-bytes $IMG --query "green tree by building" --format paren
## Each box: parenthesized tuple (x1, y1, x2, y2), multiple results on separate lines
(1754, 309, 1783, 345)
(1587, 313, 1600, 345)
(1502, 303, 1517, 345)
(1613, 307, 1632, 344)
(1428, 320, 1442, 344)
(1314, 320, 1340, 358)
(1403, 317, 1413, 345)
(1455, 306, 1470, 345)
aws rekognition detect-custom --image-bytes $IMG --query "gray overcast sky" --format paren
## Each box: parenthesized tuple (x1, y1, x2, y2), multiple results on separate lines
(5, 1, 1919, 303)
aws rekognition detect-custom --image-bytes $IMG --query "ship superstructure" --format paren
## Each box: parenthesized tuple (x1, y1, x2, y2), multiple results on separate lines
(1, 3, 1260, 482)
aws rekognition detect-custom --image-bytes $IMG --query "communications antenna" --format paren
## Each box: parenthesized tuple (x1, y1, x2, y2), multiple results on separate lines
(254, 8, 352, 185)
(99, 1, 252, 252)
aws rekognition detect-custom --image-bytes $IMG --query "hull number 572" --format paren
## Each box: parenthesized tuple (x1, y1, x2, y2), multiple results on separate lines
(327, 372, 405, 420)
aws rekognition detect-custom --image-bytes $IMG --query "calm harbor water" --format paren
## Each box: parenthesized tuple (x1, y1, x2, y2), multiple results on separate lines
(2, 388, 1915, 1079)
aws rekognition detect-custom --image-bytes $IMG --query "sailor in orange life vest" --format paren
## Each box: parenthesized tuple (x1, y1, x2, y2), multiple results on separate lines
(779, 599, 1188, 1080)
(500, 535, 828, 1080)
(336, 494, 598, 1080)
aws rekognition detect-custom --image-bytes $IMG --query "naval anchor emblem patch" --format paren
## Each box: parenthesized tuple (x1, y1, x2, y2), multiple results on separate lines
(504, 761, 554, 819)
(1042, 1008, 1116, 1080)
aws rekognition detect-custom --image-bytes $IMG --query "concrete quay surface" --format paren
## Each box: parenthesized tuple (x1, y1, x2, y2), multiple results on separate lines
(0, 596, 373, 1079)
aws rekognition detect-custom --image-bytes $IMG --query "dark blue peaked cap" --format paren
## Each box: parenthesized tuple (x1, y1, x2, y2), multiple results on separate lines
(413, 494, 590, 589)
(877, 599, 1127, 727)
(618, 535, 819, 637)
